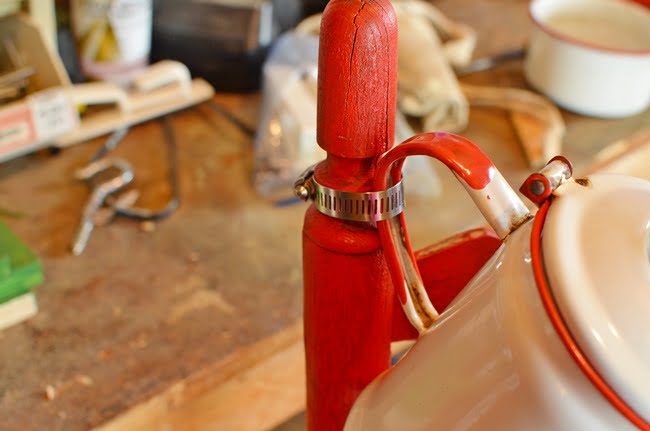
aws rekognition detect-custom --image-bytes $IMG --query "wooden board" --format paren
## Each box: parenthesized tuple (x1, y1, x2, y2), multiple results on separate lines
(96, 323, 306, 431)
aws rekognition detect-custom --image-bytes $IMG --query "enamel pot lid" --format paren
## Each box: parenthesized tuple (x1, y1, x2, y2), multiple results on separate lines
(540, 173, 650, 424)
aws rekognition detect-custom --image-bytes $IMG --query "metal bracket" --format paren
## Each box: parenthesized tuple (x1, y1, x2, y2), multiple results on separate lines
(294, 164, 406, 223)
(294, 164, 318, 202)
(520, 156, 573, 207)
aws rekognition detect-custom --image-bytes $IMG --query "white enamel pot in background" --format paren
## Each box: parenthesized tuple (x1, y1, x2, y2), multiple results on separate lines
(344, 133, 650, 430)
(525, 0, 650, 118)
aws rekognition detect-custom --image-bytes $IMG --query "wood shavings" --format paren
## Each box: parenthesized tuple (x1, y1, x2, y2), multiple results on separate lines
(186, 251, 200, 263)
(140, 221, 156, 233)
(44, 385, 56, 401)
(167, 290, 235, 324)
(76, 375, 94, 387)
(129, 334, 148, 350)
(44, 375, 94, 402)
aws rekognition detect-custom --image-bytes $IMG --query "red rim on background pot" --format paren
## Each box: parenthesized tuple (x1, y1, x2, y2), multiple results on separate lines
(525, 0, 650, 118)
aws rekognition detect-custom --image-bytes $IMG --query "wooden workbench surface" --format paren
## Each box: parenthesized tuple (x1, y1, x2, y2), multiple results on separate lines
(1, 1, 648, 431)
(0, 97, 309, 431)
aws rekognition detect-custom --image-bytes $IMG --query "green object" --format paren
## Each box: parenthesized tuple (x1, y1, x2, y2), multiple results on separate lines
(0, 221, 43, 304)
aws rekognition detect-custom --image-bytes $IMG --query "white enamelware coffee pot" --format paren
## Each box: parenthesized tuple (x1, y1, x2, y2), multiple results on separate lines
(344, 132, 650, 431)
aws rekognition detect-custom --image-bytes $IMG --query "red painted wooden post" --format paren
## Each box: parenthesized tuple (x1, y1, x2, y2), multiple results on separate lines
(302, 0, 398, 429)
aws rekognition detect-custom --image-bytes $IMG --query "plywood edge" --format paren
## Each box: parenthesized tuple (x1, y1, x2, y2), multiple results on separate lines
(94, 320, 305, 431)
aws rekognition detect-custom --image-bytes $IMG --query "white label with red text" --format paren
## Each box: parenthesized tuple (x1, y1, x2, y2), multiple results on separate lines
(27, 89, 79, 142)
(0, 104, 36, 158)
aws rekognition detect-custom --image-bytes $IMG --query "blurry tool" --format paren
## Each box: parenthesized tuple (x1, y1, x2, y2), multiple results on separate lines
(57, 60, 213, 148)
(93, 189, 139, 227)
(0, 66, 34, 104)
(71, 118, 180, 256)
(70, 0, 153, 83)
(0, 220, 44, 331)
(72, 158, 134, 256)
(89, 127, 129, 162)
(455, 48, 526, 76)
(91, 119, 180, 222)
(152, 0, 300, 92)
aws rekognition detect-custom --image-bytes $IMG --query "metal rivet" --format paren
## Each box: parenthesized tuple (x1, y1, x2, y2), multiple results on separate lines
(294, 185, 310, 201)
(530, 180, 546, 196)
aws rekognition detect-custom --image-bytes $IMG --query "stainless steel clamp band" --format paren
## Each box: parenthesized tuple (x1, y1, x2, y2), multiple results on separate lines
(313, 177, 405, 222)
(294, 164, 405, 222)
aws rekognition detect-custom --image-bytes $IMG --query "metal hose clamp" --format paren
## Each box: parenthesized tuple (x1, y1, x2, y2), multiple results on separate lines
(294, 164, 405, 222)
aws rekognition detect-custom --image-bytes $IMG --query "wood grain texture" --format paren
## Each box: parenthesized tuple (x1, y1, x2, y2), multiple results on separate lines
(317, 0, 398, 158)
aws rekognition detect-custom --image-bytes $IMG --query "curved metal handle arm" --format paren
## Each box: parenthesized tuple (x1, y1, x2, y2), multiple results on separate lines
(374, 132, 531, 332)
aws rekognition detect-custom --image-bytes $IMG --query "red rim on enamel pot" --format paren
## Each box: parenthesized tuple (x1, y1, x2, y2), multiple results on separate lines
(525, 0, 650, 118)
